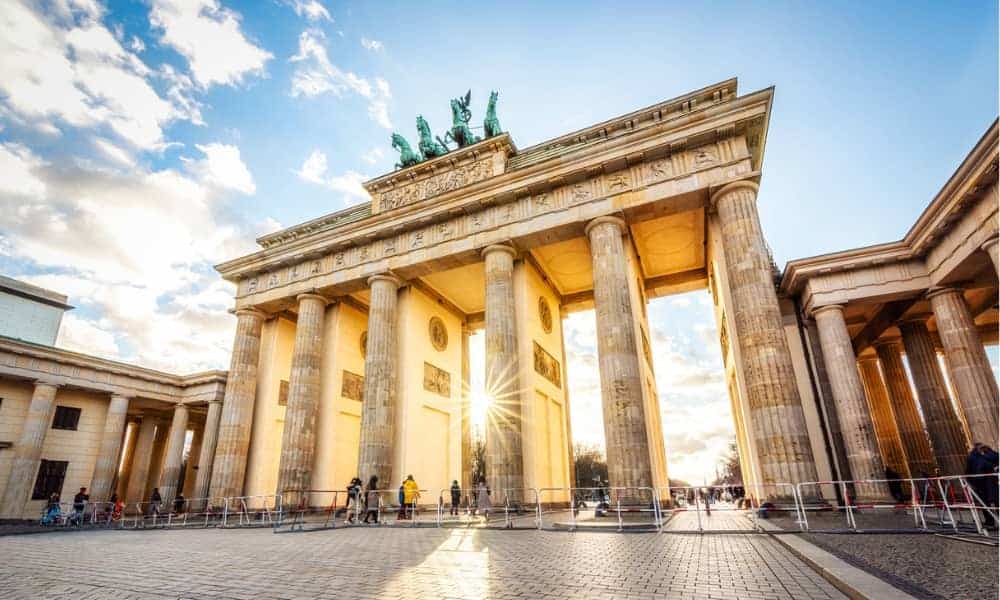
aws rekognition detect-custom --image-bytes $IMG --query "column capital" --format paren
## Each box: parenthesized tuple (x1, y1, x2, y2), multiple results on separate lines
(872, 337, 903, 350)
(709, 179, 759, 206)
(295, 292, 329, 305)
(856, 353, 880, 365)
(925, 286, 963, 302)
(899, 313, 932, 326)
(234, 307, 267, 320)
(481, 243, 517, 260)
(32, 380, 62, 390)
(980, 235, 998, 253)
(367, 272, 404, 289)
(810, 303, 846, 319)
(584, 216, 626, 237)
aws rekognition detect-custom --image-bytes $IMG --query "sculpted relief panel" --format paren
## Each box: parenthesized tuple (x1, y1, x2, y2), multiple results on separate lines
(423, 362, 451, 397)
(239, 139, 752, 299)
(533, 341, 562, 389)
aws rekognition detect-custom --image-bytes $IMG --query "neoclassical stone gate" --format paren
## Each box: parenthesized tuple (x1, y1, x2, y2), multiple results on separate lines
(207, 78, 844, 503)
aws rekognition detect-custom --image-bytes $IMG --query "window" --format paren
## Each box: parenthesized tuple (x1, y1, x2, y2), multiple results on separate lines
(52, 406, 81, 431)
(278, 380, 289, 406)
(32, 460, 68, 500)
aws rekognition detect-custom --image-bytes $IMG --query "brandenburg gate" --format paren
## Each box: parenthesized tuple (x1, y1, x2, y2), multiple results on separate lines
(205, 78, 999, 504)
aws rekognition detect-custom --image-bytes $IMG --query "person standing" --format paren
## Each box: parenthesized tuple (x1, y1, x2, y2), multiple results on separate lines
(345, 477, 361, 523)
(449, 480, 461, 516)
(149, 488, 162, 516)
(71, 487, 89, 525)
(403, 475, 420, 520)
(363, 476, 379, 525)
(397, 481, 406, 521)
(476, 480, 491, 522)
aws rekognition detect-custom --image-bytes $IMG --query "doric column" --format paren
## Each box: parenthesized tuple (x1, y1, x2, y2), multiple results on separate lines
(711, 181, 819, 487)
(0, 381, 60, 518)
(357, 274, 403, 487)
(873, 340, 937, 477)
(584, 218, 654, 489)
(460, 324, 473, 494)
(158, 404, 190, 504)
(115, 420, 139, 499)
(481, 245, 525, 498)
(125, 417, 159, 503)
(899, 317, 968, 475)
(856, 357, 909, 478)
(276, 293, 328, 503)
(192, 399, 222, 504)
(209, 308, 266, 500)
(813, 305, 890, 500)
(927, 287, 998, 447)
(981, 236, 999, 274)
(89, 394, 131, 502)
(559, 307, 577, 489)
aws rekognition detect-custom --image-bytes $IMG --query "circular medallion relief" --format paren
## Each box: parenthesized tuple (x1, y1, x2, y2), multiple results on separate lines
(538, 296, 553, 333)
(360, 331, 368, 356)
(429, 316, 448, 351)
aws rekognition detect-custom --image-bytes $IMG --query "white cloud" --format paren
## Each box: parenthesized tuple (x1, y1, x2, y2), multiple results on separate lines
(0, 143, 47, 198)
(129, 35, 145, 52)
(93, 138, 136, 168)
(56, 312, 120, 358)
(183, 143, 256, 194)
(290, 29, 392, 129)
(361, 147, 384, 165)
(360, 37, 383, 52)
(0, 1, 194, 149)
(150, 0, 272, 89)
(295, 149, 370, 203)
(285, 0, 330, 22)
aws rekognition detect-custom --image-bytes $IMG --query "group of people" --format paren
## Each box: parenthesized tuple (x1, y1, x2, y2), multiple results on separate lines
(966, 443, 999, 528)
(341, 475, 493, 524)
(39, 487, 125, 526)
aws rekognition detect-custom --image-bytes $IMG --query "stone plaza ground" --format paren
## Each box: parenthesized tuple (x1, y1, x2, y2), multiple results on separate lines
(0, 526, 849, 600)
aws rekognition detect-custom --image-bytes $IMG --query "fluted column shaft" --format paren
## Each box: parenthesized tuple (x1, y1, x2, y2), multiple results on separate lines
(276, 293, 327, 502)
(585, 218, 654, 489)
(927, 288, 998, 447)
(209, 308, 266, 500)
(460, 325, 473, 494)
(856, 357, 909, 478)
(482, 245, 525, 497)
(899, 319, 968, 475)
(874, 341, 937, 477)
(712, 181, 818, 488)
(813, 306, 890, 500)
(115, 420, 139, 499)
(357, 274, 402, 487)
(192, 400, 222, 504)
(89, 394, 131, 502)
(125, 417, 159, 503)
(0, 382, 60, 518)
(158, 404, 189, 504)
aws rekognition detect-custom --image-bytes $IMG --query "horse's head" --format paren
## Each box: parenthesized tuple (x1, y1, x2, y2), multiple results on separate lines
(489, 90, 498, 105)
(416, 115, 430, 136)
(391, 133, 405, 150)
(449, 98, 461, 119)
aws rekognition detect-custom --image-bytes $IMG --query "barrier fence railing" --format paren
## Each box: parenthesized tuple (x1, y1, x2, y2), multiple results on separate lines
(223, 495, 281, 528)
(435, 488, 480, 527)
(536, 487, 661, 531)
(38, 501, 122, 528)
(502, 488, 541, 529)
(658, 484, 800, 533)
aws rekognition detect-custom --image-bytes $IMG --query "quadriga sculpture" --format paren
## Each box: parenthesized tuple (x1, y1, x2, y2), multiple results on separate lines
(391, 132, 423, 169)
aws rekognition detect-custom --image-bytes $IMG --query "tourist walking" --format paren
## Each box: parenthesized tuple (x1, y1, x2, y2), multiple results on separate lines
(397, 481, 406, 520)
(346, 477, 362, 523)
(71, 487, 88, 525)
(450, 480, 461, 516)
(403, 475, 420, 520)
(476, 480, 491, 521)
(363, 476, 379, 524)
(149, 488, 162, 516)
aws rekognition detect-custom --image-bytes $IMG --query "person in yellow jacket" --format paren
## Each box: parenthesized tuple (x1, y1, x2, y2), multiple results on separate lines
(403, 475, 420, 520)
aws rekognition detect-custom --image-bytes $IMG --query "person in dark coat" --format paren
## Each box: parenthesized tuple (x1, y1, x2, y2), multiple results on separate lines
(884, 467, 905, 503)
(449, 480, 462, 516)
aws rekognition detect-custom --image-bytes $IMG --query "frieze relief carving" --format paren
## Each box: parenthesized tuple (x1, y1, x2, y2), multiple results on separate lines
(341, 370, 364, 402)
(533, 341, 561, 388)
(379, 159, 494, 211)
(239, 140, 750, 298)
(423, 362, 451, 397)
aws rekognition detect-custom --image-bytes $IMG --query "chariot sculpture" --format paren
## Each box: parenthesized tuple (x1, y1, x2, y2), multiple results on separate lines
(390, 89, 503, 170)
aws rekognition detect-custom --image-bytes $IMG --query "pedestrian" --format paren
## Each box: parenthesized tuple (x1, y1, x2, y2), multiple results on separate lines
(403, 475, 420, 520)
(40, 492, 62, 526)
(149, 488, 162, 516)
(884, 467, 905, 504)
(109, 492, 123, 522)
(173, 492, 186, 514)
(363, 475, 379, 524)
(397, 481, 406, 521)
(476, 479, 491, 521)
(346, 477, 361, 523)
(71, 487, 88, 525)
(450, 480, 461, 516)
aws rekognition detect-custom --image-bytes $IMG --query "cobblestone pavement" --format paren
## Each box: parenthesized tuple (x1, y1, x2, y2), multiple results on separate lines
(0, 526, 847, 599)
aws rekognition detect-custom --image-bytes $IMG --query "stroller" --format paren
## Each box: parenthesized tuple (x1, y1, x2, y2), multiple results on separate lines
(40, 503, 64, 526)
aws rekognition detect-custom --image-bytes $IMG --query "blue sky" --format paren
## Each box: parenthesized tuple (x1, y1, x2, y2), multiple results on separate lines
(0, 0, 996, 483)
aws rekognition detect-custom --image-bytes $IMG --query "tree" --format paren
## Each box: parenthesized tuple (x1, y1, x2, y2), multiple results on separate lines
(573, 442, 608, 488)
(713, 439, 742, 486)
(470, 436, 486, 486)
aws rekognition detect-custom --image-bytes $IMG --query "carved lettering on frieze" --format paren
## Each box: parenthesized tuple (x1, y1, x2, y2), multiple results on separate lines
(379, 159, 494, 211)
(533, 341, 562, 389)
(423, 362, 451, 397)
(341, 370, 364, 402)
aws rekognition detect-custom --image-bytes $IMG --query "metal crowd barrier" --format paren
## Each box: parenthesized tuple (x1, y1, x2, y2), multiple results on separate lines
(435, 488, 478, 527)
(536, 487, 661, 531)
(223, 495, 281, 528)
(657, 484, 797, 533)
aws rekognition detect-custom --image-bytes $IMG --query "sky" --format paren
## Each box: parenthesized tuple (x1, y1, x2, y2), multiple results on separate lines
(0, 0, 996, 485)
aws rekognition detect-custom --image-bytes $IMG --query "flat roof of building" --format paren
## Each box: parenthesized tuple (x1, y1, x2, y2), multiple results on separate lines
(0, 275, 74, 311)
